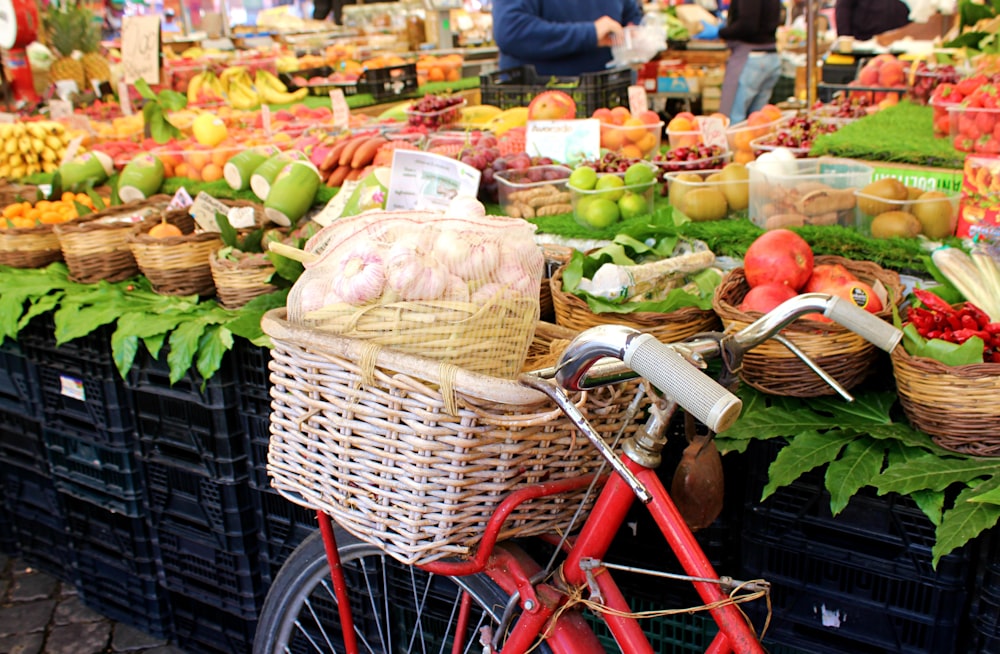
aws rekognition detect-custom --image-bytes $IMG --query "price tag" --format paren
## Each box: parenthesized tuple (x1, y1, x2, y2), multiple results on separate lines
(118, 81, 134, 115)
(628, 85, 649, 115)
(262, 104, 272, 135)
(60, 136, 84, 166)
(385, 150, 481, 212)
(697, 116, 729, 150)
(190, 192, 235, 232)
(525, 119, 600, 167)
(0, 113, 16, 124)
(167, 186, 194, 211)
(330, 89, 350, 130)
(49, 99, 73, 120)
(121, 15, 162, 85)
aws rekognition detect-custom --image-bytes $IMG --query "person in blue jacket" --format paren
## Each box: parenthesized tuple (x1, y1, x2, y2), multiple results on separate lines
(492, 0, 644, 76)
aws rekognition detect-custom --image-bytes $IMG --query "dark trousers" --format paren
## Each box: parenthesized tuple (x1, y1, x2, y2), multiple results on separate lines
(313, 0, 350, 23)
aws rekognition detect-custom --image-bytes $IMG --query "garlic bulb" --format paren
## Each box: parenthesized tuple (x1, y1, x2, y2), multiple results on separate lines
(331, 243, 386, 305)
(443, 275, 471, 302)
(433, 229, 500, 281)
(445, 194, 487, 218)
(386, 251, 449, 301)
(471, 281, 504, 306)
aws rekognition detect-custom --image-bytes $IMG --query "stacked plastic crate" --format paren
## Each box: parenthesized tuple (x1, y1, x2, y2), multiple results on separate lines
(234, 337, 316, 588)
(20, 315, 164, 629)
(739, 439, 976, 654)
(128, 347, 260, 654)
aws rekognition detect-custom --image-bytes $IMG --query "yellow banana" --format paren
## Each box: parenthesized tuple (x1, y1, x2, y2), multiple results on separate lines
(10, 165, 26, 179)
(484, 107, 529, 136)
(24, 163, 39, 176)
(0, 164, 9, 177)
(187, 72, 205, 104)
(31, 138, 45, 153)
(8, 153, 21, 166)
(26, 123, 45, 139)
(227, 79, 260, 110)
(18, 136, 31, 153)
(41, 161, 57, 174)
(258, 83, 308, 105)
(256, 69, 288, 93)
(11, 123, 25, 138)
(458, 104, 503, 127)
(41, 147, 57, 162)
(45, 135, 62, 150)
(219, 66, 249, 92)
(4, 139, 17, 155)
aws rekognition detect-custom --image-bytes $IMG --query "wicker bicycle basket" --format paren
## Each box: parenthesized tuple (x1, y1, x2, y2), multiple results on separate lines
(891, 342, 1000, 456)
(712, 255, 904, 397)
(54, 195, 182, 284)
(550, 265, 721, 342)
(128, 209, 221, 297)
(262, 308, 644, 566)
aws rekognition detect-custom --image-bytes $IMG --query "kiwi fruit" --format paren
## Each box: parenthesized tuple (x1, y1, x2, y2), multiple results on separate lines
(668, 172, 703, 210)
(911, 190, 955, 239)
(719, 163, 750, 211)
(870, 210, 922, 239)
(858, 178, 909, 216)
(681, 188, 729, 222)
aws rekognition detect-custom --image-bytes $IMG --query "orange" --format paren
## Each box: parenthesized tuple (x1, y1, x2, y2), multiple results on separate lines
(428, 66, 445, 82)
(620, 144, 643, 160)
(187, 150, 210, 172)
(734, 148, 756, 165)
(609, 106, 631, 126)
(623, 117, 648, 142)
(201, 163, 223, 182)
(636, 131, 658, 155)
(446, 68, 460, 82)
(600, 127, 625, 151)
(174, 162, 190, 179)
(61, 191, 75, 202)
(39, 211, 63, 224)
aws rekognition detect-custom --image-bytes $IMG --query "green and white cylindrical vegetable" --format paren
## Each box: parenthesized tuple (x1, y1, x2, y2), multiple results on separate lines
(250, 150, 308, 201)
(264, 160, 321, 227)
(117, 153, 165, 203)
(59, 151, 114, 189)
(224, 145, 281, 191)
(932, 246, 1000, 322)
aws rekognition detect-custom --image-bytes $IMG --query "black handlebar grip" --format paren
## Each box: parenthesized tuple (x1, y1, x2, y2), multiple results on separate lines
(824, 295, 903, 353)
(623, 333, 742, 433)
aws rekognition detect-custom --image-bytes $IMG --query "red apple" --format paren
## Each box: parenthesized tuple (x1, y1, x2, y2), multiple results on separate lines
(743, 229, 814, 291)
(527, 90, 577, 121)
(739, 283, 798, 314)
(802, 263, 859, 294)
(832, 280, 884, 313)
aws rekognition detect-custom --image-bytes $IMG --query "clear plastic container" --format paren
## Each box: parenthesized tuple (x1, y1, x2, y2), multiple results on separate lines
(747, 157, 873, 230)
(405, 98, 467, 129)
(653, 150, 732, 174)
(599, 120, 664, 161)
(569, 172, 656, 230)
(855, 184, 959, 239)
(665, 168, 749, 222)
(151, 142, 244, 182)
(495, 165, 573, 217)
(666, 115, 731, 149)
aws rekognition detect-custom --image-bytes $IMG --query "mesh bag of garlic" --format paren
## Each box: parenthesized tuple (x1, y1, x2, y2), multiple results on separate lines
(286, 201, 544, 379)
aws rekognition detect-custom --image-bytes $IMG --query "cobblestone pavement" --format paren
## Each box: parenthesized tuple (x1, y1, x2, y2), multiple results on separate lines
(0, 555, 189, 654)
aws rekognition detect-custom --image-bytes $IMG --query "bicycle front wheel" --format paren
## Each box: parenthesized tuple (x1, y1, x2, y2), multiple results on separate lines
(254, 526, 536, 654)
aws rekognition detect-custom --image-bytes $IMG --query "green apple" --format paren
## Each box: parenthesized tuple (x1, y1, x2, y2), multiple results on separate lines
(568, 165, 598, 191)
(594, 174, 626, 202)
(624, 162, 655, 187)
(578, 197, 620, 229)
(618, 191, 650, 220)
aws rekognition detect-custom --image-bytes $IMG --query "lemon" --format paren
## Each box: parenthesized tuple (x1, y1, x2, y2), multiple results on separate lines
(192, 114, 228, 147)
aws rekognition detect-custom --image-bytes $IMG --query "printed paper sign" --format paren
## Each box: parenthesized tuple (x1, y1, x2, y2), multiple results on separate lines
(385, 150, 480, 212)
(49, 99, 73, 120)
(697, 116, 729, 150)
(525, 119, 601, 167)
(628, 85, 649, 115)
(121, 15, 161, 85)
(330, 89, 350, 130)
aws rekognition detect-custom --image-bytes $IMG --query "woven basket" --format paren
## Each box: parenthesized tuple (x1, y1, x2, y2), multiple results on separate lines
(263, 308, 643, 566)
(712, 255, 904, 397)
(524, 321, 579, 370)
(892, 339, 1000, 456)
(210, 249, 278, 309)
(128, 209, 221, 296)
(0, 222, 66, 268)
(0, 180, 37, 207)
(550, 265, 721, 342)
(54, 195, 181, 284)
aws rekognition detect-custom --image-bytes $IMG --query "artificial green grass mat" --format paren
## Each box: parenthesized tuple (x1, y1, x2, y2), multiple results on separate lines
(809, 101, 963, 169)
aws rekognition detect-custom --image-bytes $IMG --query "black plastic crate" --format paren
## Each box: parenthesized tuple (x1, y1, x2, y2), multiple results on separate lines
(480, 65, 634, 117)
(0, 503, 18, 556)
(72, 548, 173, 639)
(62, 492, 155, 573)
(169, 591, 257, 654)
(359, 63, 419, 101)
(0, 411, 46, 470)
(3, 456, 61, 519)
(152, 521, 263, 617)
(36, 364, 134, 439)
(127, 344, 239, 401)
(19, 313, 118, 379)
(255, 488, 317, 585)
(279, 65, 351, 96)
(44, 427, 145, 517)
(243, 412, 272, 491)
(144, 459, 258, 542)
(233, 337, 271, 416)
(966, 529, 1000, 653)
(0, 340, 41, 419)
(5, 465, 71, 580)
(740, 529, 971, 654)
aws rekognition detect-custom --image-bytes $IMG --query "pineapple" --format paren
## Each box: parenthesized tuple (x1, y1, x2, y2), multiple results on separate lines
(79, 11, 111, 85)
(43, 5, 88, 91)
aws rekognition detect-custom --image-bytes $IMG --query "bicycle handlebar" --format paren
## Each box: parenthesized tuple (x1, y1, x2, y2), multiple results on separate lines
(551, 293, 904, 432)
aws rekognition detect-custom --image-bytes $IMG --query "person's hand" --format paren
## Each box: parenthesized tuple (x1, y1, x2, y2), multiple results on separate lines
(694, 20, 720, 40)
(594, 15, 624, 47)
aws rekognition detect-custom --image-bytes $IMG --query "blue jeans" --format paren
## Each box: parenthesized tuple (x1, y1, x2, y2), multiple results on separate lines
(729, 52, 782, 124)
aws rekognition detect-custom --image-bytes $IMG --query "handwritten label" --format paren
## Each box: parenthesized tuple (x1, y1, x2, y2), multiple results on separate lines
(121, 15, 162, 85)
(118, 81, 134, 115)
(525, 119, 600, 167)
(49, 99, 73, 120)
(385, 150, 480, 212)
(262, 104, 272, 135)
(60, 136, 83, 166)
(190, 192, 234, 232)
(697, 116, 729, 150)
(628, 85, 649, 115)
(330, 89, 350, 130)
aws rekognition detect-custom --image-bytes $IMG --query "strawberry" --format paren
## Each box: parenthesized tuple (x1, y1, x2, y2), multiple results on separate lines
(976, 110, 997, 136)
(932, 83, 962, 105)
(975, 136, 1000, 154)
(960, 113, 980, 138)
(955, 135, 974, 151)
(957, 74, 989, 97)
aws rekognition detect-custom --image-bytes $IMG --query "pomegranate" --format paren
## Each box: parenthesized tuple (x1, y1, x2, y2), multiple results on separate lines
(802, 263, 859, 294)
(831, 280, 884, 313)
(739, 283, 798, 314)
(743, 229, 814, 291)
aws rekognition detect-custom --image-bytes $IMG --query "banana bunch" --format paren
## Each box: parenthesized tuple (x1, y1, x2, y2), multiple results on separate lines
(0, 121, 72, 179)
(484, 107, 529, 136)
(457, 104, 503, 127)
(186, 70, 226, 105)
(254, 69, 308, 105)
(222, 68, 262, 111)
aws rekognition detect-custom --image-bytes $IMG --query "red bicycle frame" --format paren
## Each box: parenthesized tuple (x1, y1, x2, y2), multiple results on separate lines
(317, 459, 765, 654)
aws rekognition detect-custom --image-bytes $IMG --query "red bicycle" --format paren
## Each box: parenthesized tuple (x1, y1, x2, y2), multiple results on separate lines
(253, 293, 902, 654)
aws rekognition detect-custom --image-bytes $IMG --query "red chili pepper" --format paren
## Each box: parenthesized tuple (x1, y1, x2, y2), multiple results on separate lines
(913, 288, 955, 313)
(952, 328, 989, 343)
(961, 314, 980, 330)
(990, 350, 1000, 363)
(927, 329, 943, 340)
(962, 303, 992, 328)
(986, 323, 1000, 335)
(947, 313, 963, 331)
